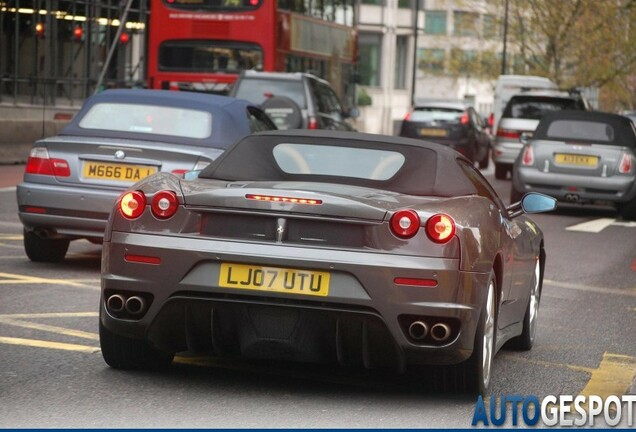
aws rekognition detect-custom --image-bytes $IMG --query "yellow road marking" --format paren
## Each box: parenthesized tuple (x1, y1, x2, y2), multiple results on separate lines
(0, 312, 98, 319)
(0, 235, 23, 240)
(544, 279, 636, 297)
(579, 352, 636, 399)
(0, 272, 99, 289)
(0, 317, 98, 340)
(0, 336, 100, 353)
(0, 243, 25, 250)
(500, 352, 594, 374)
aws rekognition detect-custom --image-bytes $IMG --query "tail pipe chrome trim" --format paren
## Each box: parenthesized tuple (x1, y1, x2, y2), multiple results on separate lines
(106, 294, 126, 313)
(407, 321, 429, 340)
(430, 323, 452, 342)
(125, 296, 146, 315)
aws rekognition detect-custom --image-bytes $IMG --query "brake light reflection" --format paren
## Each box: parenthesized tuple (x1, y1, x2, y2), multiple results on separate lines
(246, 194, 322, 205)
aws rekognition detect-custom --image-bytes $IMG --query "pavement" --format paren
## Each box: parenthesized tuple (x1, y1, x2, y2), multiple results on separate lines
(0, 164, 25, 188)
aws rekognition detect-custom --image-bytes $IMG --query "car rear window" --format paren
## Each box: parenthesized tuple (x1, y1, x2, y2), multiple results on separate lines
(78, 103, 212, 139)
(409, 108, 463, 123)
(272, 143, 405, 180)
(503, 96, 584, 120)
(546, 120, 616, 144)
(233, 79, 307, 108)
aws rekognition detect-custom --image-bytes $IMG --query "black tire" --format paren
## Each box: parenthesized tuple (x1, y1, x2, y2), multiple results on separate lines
(478, 148, 490, 169)
(23, 229, 69, 263)
(617, 198, 636, 221)
(99, 319, 174, 370)
(436, 272, 497, 395)
(509, 256, 542, 350)
(494, 163, 508, 180)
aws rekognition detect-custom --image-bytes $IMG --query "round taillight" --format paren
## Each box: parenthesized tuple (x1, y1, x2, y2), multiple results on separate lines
(426, 214, 456, 244)
(390, 209, 420, 239)
(120, 191, 146, 219)
(151, 190, 178, 219)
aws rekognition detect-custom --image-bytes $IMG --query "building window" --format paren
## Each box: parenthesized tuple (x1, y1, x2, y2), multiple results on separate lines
(418, 48, 445, 74)
(424, 10, 447, 35)
(358, 33, 382, 86)
(398, 0, 412, 8)
(361, 0, 382, 5)
(483, 14, 498, 39)
(394, 36, 408, 89)
(453, 11, 479, 37)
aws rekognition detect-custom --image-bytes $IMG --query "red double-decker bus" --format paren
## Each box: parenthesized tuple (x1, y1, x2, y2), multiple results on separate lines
(146, 0, 357, 102)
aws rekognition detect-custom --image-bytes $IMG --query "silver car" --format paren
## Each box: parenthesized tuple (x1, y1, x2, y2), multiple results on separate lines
(16, 89, 276, 262)
(99, 130, 556, 395)
(492, 90, 590, 180)
(511, 110, 636, 220)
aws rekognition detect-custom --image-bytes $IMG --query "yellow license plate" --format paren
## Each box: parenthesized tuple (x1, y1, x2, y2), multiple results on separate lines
(554, 154, 598, 167)
(420, 128, 448, 137)
(83, 161, 157, 181)
(219, 263, 330, 297)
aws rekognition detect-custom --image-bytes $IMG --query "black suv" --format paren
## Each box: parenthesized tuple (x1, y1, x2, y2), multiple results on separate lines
(229, 71, 358, 131)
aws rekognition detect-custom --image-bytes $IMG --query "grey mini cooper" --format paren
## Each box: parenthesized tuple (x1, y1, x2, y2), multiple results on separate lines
(511, 110, 636, 219)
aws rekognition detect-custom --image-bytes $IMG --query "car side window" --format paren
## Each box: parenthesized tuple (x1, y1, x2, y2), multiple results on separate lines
(247, 107, 277, 132)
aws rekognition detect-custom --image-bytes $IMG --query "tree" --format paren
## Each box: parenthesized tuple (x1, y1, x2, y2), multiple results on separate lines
(504, 0, 636, 109)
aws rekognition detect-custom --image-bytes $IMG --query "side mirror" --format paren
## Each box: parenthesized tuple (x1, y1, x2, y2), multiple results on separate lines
(522, 192, 557, 213)
(519, 132, 532, 145)
(507, 192, 557, 218)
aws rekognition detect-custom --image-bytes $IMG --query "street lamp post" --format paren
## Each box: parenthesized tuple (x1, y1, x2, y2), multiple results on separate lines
(501, 0, 509, 75)
(410, 0, 420, 106)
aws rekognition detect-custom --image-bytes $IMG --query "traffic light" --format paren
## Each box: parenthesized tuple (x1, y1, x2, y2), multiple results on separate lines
(35, 22, 45, 38)
(119, 32, 130, 45)
(73, 25, 83, 42)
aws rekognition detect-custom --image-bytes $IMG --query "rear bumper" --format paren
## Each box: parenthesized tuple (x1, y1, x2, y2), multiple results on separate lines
(492, 138, 522, 164)
(513, 167, 636, 204)
(101, 231, 490, 368)
(17, 181, 121, 238)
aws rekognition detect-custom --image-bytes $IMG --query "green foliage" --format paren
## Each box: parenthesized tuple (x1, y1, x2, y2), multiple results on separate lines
(357, 88, 373, 106)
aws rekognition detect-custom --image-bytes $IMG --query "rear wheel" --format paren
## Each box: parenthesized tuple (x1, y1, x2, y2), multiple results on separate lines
(617, 198, 636, 221)
(23, 229, 69, 263)
(478, 148, 490, 169)
(510, 257, 542, 350)
(494, 163, 508, 180)
(436, 273, 497, 395)
(99, 319, 174, 370)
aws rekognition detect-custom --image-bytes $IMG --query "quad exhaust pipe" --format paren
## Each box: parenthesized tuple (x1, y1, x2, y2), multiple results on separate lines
(407, 320, 452, 343)
(565, 193, 580, 202)
(408, 321, 429, 340)
(106, 294, 126, 313)
(430, 323, 452, 342)
(106, 294, 147, 316)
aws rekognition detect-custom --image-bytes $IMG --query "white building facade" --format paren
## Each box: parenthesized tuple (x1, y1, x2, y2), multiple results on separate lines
(356, 0, 504, 135)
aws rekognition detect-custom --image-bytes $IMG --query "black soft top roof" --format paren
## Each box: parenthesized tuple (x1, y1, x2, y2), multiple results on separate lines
(199, 130, 479, 197)
(533, 110, 636, 147)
